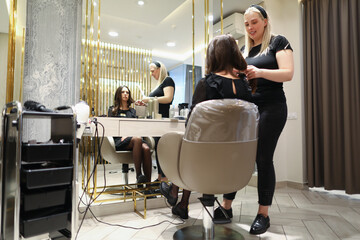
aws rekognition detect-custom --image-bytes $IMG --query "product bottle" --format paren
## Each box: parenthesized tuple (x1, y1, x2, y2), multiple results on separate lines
(169, 105, 175, 118)
(153, 97, 159, 115)
(174, 105, 179, 117)
(147, 98, 153, 118)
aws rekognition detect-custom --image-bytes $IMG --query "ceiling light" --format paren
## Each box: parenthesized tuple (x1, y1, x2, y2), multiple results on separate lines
(137, 1, 145, 6)
(166, 42, 176, 47)
(208, 15, 213, 22)
(108, 31, 118, 37)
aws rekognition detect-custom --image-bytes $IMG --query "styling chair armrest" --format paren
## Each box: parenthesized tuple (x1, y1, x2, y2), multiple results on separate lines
(143, 136, 155, 150)
(158, 131, 187, 189)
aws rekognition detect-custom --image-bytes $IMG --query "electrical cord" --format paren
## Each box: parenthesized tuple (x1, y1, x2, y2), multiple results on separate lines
(75, 119, 185, 239)
(75, 119, 105, 239)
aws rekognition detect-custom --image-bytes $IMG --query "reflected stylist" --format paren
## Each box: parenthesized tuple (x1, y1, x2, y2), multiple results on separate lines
(136, 61, 175, 182)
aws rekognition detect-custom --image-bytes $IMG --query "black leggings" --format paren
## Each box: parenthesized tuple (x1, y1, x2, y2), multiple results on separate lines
(223, 102, 287, 206)
(154, 137, 166, 178)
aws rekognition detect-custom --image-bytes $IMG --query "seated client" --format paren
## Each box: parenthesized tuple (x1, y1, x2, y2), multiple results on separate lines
(160, 34, 254, 219)
(108, 85, 152, 184)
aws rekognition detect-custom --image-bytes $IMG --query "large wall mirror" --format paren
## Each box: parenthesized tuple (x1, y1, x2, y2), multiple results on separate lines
(79, 0, 263, 200)
(81, 0, 262, 116)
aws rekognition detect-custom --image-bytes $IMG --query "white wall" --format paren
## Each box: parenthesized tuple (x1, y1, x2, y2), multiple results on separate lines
(264, 0, 306, 184)
(0, 33, 8, 111)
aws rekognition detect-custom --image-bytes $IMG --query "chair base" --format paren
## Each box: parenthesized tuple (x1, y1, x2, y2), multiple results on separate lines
(173, 225, 244, 240)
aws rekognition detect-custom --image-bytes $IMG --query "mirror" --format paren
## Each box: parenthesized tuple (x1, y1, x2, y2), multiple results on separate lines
(81, 0, 262, 115)
(80, 0, 262, 200)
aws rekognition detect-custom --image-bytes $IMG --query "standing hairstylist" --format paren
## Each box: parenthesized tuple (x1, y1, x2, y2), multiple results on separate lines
(214, 5, 294, 235)
(137, 61, 175, 182)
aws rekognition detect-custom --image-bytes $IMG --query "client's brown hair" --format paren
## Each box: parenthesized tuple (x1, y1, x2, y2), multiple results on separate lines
(206, 34, 256, 92)
(112, 85, 134, 115)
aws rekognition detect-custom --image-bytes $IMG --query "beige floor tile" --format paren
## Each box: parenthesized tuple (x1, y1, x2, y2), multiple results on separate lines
(303, 220, 340, 240)
(232, 204, 242, 223)
(354, 207, 360, 215)
(322, 215, 360, 239)
(258, 224, 286, 239)
(337, 209, 360, 232)
(341, 237, 360, 240)
(241, 202, 260, 216)
(289, 192, 313, 206)
(297, 204, 342, 217)
(77, 225, 119, 240)
(76, 177, 360, 240)
(283, 225, 313, 240)
(302, 189, 328, 204)
(268, 203, 281, 214)
(275, 187, 304, 194)
(271, 217, 305, 227)
(274, 207, 323, 220)
(274, 195, 297, 208)
(104, 226, 138, 240)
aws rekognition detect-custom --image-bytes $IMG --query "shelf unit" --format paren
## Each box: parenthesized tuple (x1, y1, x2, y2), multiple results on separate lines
(1, 102, 77, 240)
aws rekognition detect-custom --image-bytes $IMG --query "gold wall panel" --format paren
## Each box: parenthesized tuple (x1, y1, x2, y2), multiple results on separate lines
(6, 0, 17, 104)
(81, 41, 152, 116)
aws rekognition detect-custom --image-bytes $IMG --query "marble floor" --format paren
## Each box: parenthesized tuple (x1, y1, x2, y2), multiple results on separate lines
(76, 165, 360, 240)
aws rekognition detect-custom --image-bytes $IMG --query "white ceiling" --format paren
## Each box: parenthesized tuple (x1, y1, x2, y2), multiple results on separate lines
(97, 0, 263, 69)
(0, 0, 263, 69)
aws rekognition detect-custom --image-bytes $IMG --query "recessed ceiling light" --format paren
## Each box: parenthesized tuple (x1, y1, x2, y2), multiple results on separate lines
(138, 0, 145, 6)
(166, 42, 176, 47)
(208, 15, 213, 22)
(108, 31, 118, 37)
(93, 1, 97, 6)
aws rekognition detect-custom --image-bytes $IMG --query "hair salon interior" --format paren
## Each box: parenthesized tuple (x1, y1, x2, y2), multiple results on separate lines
(0, 0, 359, 239)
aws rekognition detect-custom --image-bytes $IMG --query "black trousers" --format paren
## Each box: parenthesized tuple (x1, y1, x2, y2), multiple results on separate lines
(223, 102, 287, 206)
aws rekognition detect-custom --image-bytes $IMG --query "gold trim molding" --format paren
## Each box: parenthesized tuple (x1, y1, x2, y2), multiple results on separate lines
(6, 0, 17, 104)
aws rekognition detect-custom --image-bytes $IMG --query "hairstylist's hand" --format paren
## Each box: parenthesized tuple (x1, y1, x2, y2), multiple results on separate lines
(232, 68, 241, 76)
(245, 65, 263, 80)
(135, 100, 146, 106)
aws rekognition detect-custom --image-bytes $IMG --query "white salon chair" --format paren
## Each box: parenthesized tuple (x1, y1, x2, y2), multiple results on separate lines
(158, 99, 259, 240)
(100, 136, 155, 185)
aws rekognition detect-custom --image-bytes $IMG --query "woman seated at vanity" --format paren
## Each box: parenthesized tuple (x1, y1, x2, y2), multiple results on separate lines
(108, 85, 152, 184)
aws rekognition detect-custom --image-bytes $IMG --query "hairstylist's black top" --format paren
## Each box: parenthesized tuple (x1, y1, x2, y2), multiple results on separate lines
(149, 76, 175, 118)
(242, 35, 293, 104)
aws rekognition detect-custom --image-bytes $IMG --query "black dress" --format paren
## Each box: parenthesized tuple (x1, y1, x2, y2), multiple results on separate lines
(107, 107, 136, 151)
(148, 76, 175, 177)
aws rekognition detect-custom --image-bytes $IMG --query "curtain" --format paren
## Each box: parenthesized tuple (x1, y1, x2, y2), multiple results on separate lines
(303, 0, 360, 194)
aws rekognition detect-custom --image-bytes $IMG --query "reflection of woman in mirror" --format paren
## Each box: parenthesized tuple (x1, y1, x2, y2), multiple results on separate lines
(160, 34, 253, 220)
(138, 61, 175, 118)
(136, 61, 175, 183)
(108, 86, 152, 184)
